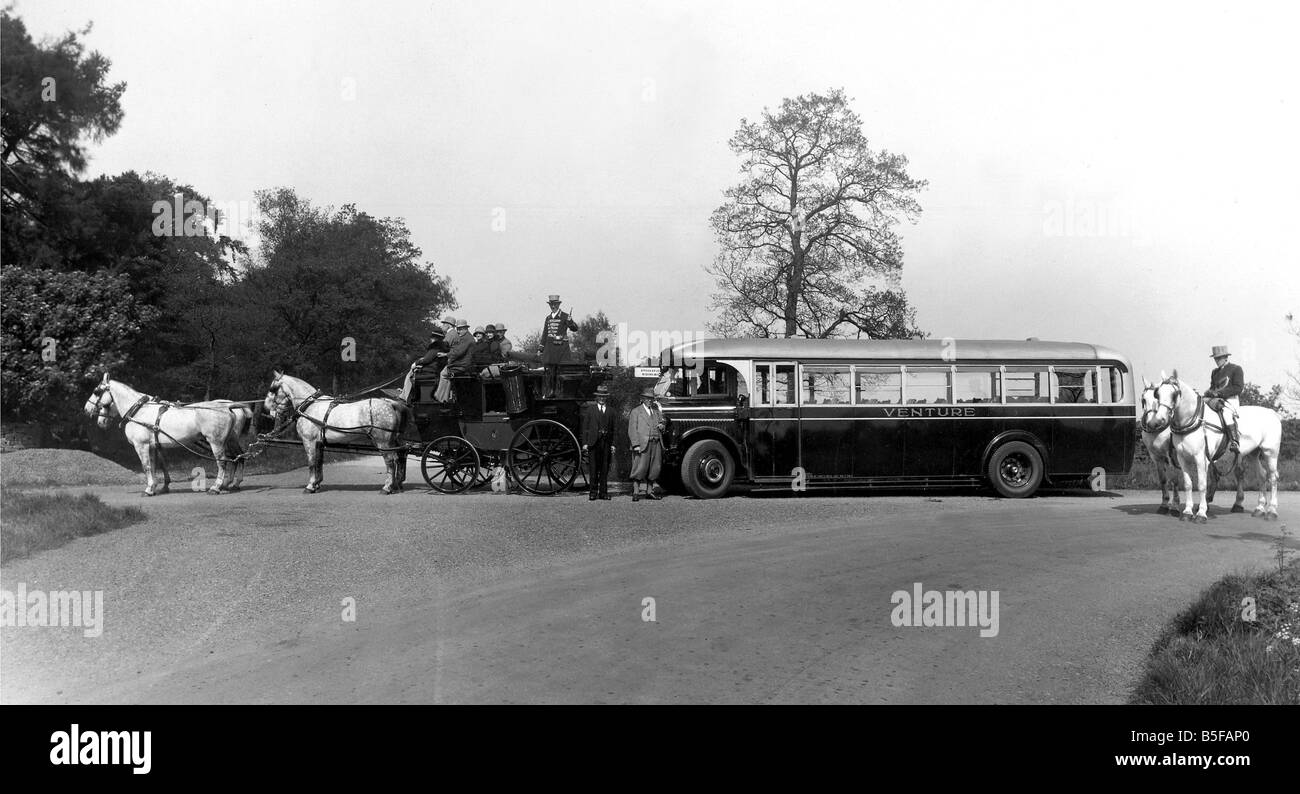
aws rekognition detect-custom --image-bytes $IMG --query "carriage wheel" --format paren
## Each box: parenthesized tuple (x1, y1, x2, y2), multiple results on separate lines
(507, 419, 581, 495)
(421, 436, 481, 493)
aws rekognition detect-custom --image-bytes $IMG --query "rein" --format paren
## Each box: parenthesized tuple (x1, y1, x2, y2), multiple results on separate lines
(270, 384, 408, 452)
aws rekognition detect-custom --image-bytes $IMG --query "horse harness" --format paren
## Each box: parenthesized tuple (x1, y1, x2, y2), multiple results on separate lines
(1159, 380, 1236, 464)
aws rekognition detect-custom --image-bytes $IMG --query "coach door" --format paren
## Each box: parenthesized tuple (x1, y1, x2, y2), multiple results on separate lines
(750, 362, 800, 480)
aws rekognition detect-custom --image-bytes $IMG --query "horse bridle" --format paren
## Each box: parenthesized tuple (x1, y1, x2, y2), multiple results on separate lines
(89, 383, 117, 423)
(1155, 379, 1204, 435)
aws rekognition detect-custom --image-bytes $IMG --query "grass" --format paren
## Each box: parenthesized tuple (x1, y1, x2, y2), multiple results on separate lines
(1, 488, 147, 564)
(1109, 458, 1300, 491)
(1129, 556, 1300, 704)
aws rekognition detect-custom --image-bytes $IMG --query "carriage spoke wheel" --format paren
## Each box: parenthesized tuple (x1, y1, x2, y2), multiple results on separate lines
(507, 419, 581, 495)
(421, 436, 481, 493)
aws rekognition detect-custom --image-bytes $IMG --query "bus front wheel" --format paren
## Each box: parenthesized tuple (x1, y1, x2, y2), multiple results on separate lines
(987, 441, 1043, 498)
(681, 439, 735, 499)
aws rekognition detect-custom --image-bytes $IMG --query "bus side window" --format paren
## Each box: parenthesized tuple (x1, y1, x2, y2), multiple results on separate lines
(774, 364, 796, 406)
(755, 366, 771, 406)
(856, 368, 901, 404)
(1052, 368, 1098, 404)
(1102, 366, 1124, 402)
(954, 367, 1000, 404)
(1004, 367, 1048, 403)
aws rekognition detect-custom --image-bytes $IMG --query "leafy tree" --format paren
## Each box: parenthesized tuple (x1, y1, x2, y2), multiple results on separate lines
(1, 266, 156, 424)
(707, 88, 926, 339)
(1240, 382, 1292, 418)
(1, 9, 125, 267)
(236, 188, 457, 394)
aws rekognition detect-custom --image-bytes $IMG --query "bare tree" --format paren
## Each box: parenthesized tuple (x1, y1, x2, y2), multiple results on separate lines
(707, 89, 926, 339)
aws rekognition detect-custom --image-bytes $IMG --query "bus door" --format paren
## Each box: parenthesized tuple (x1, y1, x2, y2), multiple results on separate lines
(750, 362, 800, 480)
(798, 364, 856, 482)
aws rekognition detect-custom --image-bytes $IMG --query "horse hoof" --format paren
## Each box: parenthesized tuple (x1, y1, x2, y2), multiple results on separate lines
(1195, 515, 1208, 525)
(1156, 506, 1169, 515)
(1178, 513, 1187, 522)
(1267, 513, 1279, 521)
(1252, 509, 1265, 517)
(143, 490, 155, 498)
(1231, 505, 1245, 513)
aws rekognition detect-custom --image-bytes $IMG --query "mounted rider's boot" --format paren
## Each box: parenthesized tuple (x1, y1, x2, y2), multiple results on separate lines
(1228, 423, 1240, 452)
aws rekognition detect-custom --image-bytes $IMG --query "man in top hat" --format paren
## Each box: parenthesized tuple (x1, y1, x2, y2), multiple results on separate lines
(581, 383, 616, 500)
(1206, 345, 1244, 452)
(540, 295, 579, 398)
(400, 326, 448, 400)
(628, 386, 666, 501)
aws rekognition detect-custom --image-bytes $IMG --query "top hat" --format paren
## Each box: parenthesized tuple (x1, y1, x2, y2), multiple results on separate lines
(1210, 345, 1231, 358)
(547, 294, 561, 303)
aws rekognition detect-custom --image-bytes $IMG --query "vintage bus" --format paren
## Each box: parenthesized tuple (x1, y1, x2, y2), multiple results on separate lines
(650, 338, 1136, 499)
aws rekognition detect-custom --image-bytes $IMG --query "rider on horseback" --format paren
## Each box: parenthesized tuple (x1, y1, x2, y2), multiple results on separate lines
(1205, 345, 1243, 452)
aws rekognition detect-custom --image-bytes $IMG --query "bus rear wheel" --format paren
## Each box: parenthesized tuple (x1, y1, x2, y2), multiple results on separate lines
(681, 439, 735, 499)
(987, 441, 1043, 498)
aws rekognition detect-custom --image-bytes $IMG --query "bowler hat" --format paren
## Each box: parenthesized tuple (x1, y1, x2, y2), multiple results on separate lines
(472, 326, 485, 335)
(495, 322, 507, 331)
(457, 320, 469, 329)
(484, 324, 496, 333)
(594, 384, 610, 396)
(640, 387, 656, 398)
(442, 316, 457, 326)
(1210, 345, 1231, 358)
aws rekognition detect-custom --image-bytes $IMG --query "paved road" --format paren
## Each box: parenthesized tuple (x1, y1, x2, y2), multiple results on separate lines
(2, 459, 1293, 704)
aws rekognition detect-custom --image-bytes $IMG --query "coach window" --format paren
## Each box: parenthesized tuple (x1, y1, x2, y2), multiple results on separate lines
(954, 367, 1001, 404)
(1004, 367, 1049, 403)
(1050, 367, 1098, 404)
(755, 364, 796, 406)
(1101, 366, 1125, 403)
(905, 367, 952, 404)
(801, 366, 851, 405)
(855, 367, 902, 404)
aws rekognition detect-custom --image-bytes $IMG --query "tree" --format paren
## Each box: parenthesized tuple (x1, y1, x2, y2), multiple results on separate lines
(707, 89, 926, 339)
(236, 188, 457, 394)
(1, 10, 125, 267)
(0, 266, 156, 425)
(1239, 382, 1292, 418)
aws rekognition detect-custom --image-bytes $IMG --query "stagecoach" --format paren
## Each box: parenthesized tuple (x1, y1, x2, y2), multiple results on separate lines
(405, 363, 608, 494)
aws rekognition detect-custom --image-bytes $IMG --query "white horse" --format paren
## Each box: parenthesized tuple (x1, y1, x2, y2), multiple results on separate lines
(264, 371, 410, 494)
(83, 373, 242, 496)
(1148, 371, 1282, 523)
(1138, 380, 1182, 515)
(186, 399, 258, 490)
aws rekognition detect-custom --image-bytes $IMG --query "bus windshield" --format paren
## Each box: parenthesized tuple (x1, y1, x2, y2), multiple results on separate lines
(656, 362, 739, 398)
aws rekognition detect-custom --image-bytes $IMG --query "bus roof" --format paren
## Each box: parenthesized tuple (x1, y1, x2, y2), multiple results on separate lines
(656, 338, 1132, 367)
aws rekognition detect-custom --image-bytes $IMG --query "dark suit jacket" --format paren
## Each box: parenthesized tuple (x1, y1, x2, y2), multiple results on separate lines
(581, 402, 616, 446)
(446, 334, 475, 373)
(1207, 363, 1243, 399)
(541, 311, 579, 365)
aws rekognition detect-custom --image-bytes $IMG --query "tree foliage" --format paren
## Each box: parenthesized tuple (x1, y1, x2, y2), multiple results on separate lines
(707, 89, 926, 339)
(1, 266, 156, 423)
(1, 9, 125, 267)
(235, 188, 457, 394)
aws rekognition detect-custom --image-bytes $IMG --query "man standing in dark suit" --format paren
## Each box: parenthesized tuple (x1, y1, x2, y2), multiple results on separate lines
(540, 294, 578, 398)
(581, 383, 616, 500)
(1206, 344, 1244, 451)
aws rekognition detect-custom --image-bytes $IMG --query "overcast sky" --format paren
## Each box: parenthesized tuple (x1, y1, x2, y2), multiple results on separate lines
(15, 0, 1300, 400)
